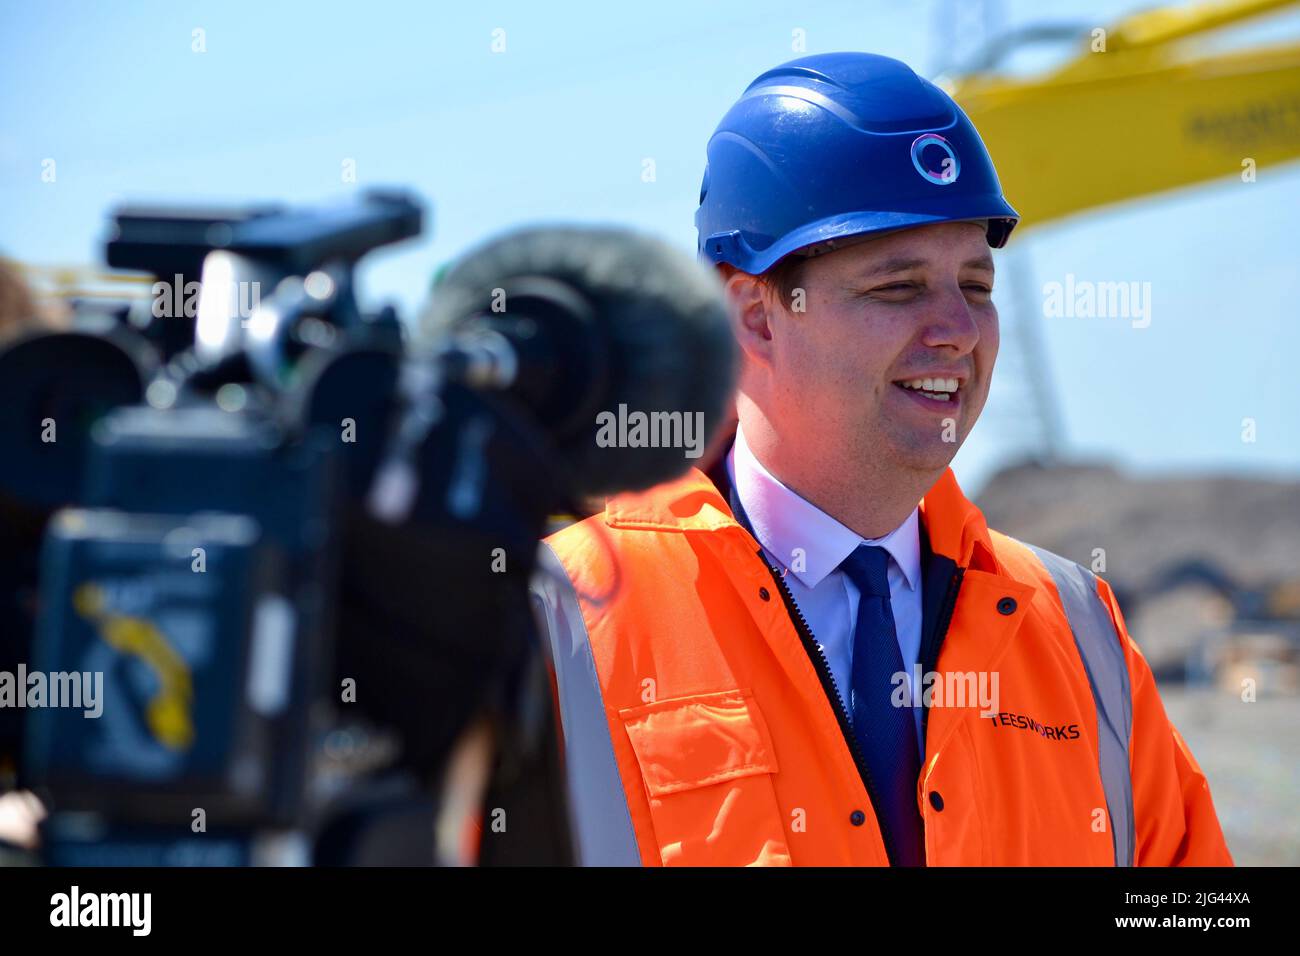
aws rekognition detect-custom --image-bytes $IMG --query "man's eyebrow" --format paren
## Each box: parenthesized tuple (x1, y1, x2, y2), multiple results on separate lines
(852, 256, 927, 279)
(853, 253, 995, 278)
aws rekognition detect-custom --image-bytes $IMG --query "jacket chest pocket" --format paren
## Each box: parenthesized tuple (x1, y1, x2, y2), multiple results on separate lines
(619, 689, 792, 866)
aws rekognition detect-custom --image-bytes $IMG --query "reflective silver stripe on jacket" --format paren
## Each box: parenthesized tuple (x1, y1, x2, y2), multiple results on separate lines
(1025, 544, 1136, 866)
(530, 542, 642, 866)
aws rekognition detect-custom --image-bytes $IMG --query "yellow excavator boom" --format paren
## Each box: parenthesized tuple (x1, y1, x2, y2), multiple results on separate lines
(948, 0, 1300, 229)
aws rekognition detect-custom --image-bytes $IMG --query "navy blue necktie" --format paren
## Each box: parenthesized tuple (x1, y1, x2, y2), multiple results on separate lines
(839, 544, 925, 866)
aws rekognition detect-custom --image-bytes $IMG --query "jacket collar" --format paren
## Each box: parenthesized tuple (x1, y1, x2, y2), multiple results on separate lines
(604, 457, 1003, 574)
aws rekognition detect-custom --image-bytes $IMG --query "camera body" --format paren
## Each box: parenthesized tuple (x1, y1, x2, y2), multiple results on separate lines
(29, 409, 337, 864)
(4, 192, 564, 864)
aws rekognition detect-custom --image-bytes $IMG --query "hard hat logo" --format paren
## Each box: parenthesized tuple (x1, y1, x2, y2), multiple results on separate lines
(910, 134, 960, 186)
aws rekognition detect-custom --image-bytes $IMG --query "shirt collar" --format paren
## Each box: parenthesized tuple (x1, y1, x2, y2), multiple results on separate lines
(727, 423, 920, 592)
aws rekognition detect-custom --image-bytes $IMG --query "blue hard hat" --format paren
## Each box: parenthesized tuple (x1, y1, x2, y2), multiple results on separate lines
(696, 52, 1019, 274)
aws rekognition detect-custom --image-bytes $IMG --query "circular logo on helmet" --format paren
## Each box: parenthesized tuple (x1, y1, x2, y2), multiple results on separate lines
(910, 134, 960, 185)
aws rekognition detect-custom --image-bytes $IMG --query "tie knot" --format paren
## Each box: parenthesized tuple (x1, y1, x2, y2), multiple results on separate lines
(840, 544, 891, 599)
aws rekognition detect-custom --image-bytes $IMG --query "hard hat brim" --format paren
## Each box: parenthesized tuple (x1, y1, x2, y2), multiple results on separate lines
(702, 196, 1019, 274)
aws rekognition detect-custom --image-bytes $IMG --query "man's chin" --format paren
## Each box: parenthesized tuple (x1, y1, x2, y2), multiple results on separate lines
(883, 430, 965, 476)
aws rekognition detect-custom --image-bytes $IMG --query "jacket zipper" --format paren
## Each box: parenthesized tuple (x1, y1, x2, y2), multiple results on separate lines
(757, 552, 900, 864)
(760, 549, 967, 866)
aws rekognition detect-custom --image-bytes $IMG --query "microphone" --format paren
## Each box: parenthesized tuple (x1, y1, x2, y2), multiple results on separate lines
(422, 226, 737, 496)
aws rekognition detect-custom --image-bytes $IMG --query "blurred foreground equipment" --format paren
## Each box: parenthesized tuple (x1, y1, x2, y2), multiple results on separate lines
(0, 191, 735, 865)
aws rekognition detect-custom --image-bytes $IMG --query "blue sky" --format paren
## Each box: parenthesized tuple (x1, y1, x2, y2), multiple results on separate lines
(2, 0, 1297, 491)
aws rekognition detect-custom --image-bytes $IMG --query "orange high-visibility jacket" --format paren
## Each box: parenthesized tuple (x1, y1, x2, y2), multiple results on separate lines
(531, 464, 1234, 867)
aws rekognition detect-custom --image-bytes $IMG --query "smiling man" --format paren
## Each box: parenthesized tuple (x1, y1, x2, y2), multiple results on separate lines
(531, 52, 1232, 867)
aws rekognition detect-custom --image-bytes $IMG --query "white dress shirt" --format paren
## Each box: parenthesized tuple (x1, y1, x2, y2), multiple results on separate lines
(726, 424, 926, 758)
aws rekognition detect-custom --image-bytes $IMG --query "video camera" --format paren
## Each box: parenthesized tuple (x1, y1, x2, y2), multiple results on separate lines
(0, 191, 736, 865)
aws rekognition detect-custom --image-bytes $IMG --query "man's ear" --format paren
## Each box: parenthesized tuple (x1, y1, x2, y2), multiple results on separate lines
(721, 269, 776, 366)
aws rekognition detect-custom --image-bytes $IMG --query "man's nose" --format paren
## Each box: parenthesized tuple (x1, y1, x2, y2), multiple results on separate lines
(917, 288, 981, 354)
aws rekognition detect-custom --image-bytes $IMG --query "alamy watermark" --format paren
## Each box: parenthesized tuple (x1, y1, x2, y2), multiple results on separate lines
(150, 274, 262, 319)
(891, 666, 1000, 717)
(595, 404, 706, 459)
(1042, 273, 1152, 328)
(0, 664, 103, 718)
(50, 886, 151, 935)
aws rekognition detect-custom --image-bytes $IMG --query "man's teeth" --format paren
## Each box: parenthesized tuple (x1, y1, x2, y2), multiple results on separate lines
(900, 377, 959, 400)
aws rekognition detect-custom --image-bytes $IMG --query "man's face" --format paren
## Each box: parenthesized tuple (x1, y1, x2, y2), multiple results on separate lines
(755, 221, 999, 476)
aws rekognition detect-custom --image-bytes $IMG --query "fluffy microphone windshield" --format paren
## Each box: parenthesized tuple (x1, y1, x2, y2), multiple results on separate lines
(423, 226, 736, 494)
